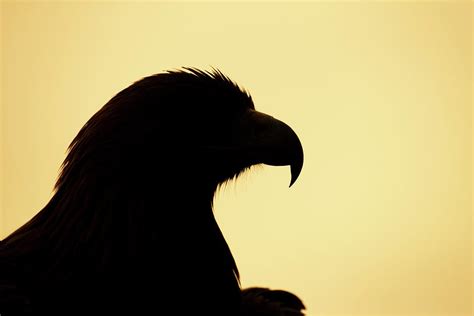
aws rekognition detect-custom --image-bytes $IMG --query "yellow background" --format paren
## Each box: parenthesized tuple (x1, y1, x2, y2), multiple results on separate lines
(0, 2, 472, 316)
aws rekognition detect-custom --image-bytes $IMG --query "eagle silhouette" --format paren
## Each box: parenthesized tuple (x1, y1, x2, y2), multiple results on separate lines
(0, 68, 305, 315)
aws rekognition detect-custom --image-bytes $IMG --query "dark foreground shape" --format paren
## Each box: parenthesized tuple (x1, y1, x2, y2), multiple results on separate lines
(0, 68, 304, 315)
(241, 287, 306, 316)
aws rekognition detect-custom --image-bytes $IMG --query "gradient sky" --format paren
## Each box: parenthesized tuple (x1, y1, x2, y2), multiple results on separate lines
(1, 2, 472, 316)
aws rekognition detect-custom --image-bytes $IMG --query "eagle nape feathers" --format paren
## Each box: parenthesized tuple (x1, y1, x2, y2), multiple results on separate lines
(0, 68, 305, 315)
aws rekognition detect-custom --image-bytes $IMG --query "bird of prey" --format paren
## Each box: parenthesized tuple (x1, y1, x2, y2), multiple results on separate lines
(0, 68, 304, 315)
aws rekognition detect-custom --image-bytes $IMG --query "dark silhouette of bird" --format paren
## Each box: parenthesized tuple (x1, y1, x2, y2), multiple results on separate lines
(0, 68, 304, 315)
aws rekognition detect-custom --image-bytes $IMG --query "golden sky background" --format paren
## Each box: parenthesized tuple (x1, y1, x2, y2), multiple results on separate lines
(1, 2, 472, 316)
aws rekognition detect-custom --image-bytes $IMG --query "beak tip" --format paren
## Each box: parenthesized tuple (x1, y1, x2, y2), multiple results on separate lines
(289, 160, 303, 188)
(289, 174, 299, 188)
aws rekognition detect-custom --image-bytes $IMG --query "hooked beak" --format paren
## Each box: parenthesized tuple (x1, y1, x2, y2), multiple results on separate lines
(236, 110, 304, 187)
